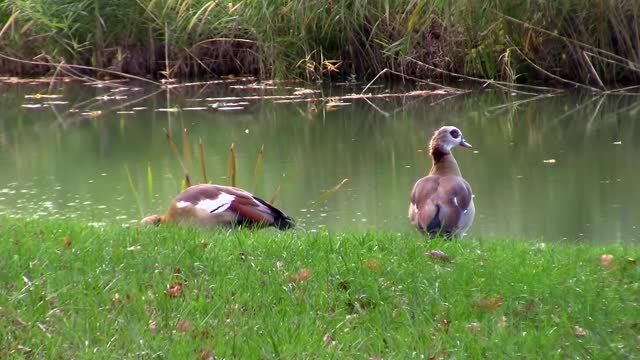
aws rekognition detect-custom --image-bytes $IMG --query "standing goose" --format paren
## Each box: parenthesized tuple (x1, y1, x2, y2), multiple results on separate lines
(141, 184, 294, 230)
(409, 126, 475, 238)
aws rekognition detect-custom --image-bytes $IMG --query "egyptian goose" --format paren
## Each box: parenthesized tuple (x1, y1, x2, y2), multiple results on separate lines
(409, 126, 475, 237)
(141, 184, 294, 230)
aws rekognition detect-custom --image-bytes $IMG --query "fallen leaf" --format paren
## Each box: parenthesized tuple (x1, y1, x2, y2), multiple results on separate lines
(475, 295, 503, 311)
(323, 332, 336, 346)
(498, 315, 507, 328)
(148, 320, 158, 334)
(177, 320, 192, 333)
(440, 317, 450, 334)
(425, 250, 451, 262)
(364, 259, 381, 272)
(165, 281, 184, 297)
(290, 268, 311, 284)
(199, 348, 215, 360)
(574, 325, 588, 336)
(466, 322, 481, 335)
(600, 254, 614, 268)
(199, 242, 209, 249)
(63, 236, 73, 249)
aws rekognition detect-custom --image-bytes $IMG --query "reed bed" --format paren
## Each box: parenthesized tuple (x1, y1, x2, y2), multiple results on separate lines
(1, 0, 638, 85)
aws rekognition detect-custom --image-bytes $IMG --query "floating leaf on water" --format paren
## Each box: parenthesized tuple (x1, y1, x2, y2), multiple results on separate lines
(543, 159, 556, 163)
(43, 101, 69, 105)
(82, 110, 102, 117)
(217, 106, 245, 111)
(310, 179, 349, 208)
(25, 94, 63, 99)
(293, 88, 320, 96)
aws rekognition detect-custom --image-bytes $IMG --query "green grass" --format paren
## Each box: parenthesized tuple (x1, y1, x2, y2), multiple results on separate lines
(1, 0, 638, 84)
(0, 219, 638, 358)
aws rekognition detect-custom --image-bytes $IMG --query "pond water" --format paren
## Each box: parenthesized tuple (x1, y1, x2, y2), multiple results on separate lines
(1, 78, 639, 243)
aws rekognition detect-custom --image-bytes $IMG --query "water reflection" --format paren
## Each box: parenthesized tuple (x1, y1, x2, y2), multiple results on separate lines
(0, 80, 638, 243)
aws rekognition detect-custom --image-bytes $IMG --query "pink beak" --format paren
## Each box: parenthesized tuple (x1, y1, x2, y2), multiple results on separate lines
(460, 139, 472, 148)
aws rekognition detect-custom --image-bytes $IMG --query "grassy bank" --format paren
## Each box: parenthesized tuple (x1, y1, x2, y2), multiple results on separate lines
(0, 220, 638, 358)
(1, 1, 639, 85)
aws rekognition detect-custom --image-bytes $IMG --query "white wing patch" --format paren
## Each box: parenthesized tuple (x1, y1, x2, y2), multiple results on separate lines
(195, 192, 236, 213)
(176, 201, 192, 208)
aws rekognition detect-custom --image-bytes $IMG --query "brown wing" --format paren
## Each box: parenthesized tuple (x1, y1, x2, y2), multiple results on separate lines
(409, 176, 441, 230)
(410, 175, 473, 235)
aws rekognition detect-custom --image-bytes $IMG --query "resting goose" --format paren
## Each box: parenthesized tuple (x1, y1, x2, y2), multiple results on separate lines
(141, 184, 294, 230)
(409, 126, 475, 238)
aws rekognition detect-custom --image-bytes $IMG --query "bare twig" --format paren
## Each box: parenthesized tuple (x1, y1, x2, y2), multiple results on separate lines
(511, 47, 602, 92)
(582, 51, 606, 91)
(0, 54, 162, 86)
(405, 56, 558, 93)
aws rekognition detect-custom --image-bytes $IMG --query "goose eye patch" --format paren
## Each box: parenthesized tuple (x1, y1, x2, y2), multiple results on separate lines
(449, 129, 460, 139)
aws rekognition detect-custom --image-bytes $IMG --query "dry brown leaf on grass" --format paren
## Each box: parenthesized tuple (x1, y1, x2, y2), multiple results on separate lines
(289, 268, 311, 284)
(199, 348, 215, 360)
(466, 322, 481, 335)
(425, 250, 451, 262)
(63, 236, 73, 249)
(177, 320, 192, 333)
(165, 281, 184, 297)
(573, 325, 588, 336)
(498, 315, 508, 328)
(475, 295, 504, 311)
(600, 254, 614, 268)
(148, 319, 158, 334)
(323, 332, 337, 346)
(364, 259, 381, 272)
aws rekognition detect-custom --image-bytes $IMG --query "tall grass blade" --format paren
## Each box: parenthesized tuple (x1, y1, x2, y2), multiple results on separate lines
(182, 174, 191, 190)
(198, 137, 208, 183)
(0, 10, 20, 40)
(125, 165, 143, 217)
(310, 179, 349, 208)
(182, 127, 193, 177)
(163, 128, 187, 173)
(147, 163, 153, 201)
(269, 185, 281, 205)
(227, 143, 236, 187)
(252, 144, 265, 191)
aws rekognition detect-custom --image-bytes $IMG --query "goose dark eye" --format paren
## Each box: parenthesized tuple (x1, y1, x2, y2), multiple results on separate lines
(449, 129, 460, 139)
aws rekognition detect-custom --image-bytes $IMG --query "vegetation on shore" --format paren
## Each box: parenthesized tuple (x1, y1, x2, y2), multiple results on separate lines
(1, 219, 638, 358)
(1, 0, 639, 86)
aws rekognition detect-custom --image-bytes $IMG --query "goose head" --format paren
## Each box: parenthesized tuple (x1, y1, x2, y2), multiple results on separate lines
(430, 126, 472, 152)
